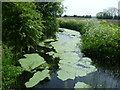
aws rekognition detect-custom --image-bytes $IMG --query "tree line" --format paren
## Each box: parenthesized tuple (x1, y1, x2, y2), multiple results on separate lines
(63, 15, 92, 18)
(96, 7, 120, 19)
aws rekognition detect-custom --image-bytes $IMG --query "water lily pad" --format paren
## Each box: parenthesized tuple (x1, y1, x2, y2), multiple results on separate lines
(50, 28, 97, 81)
(57, 69, 76, 80)
(25, 70, 50, 88)
(59, 28, 80, 37)
(74, 82, 91, 88)
(19, 53, 46, 71)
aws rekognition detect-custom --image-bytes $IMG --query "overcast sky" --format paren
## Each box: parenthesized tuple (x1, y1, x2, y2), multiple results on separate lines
(62, 0, 119, 16)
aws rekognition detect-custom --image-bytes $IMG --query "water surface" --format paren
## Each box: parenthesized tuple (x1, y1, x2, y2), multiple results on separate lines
(35, 28, 120, 88)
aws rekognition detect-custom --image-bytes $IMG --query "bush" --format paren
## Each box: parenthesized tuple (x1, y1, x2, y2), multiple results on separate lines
(2, 45, 23, 89)
(82, 23, 120, 65)
(2, 2, 44, 54)
(42, 17, 59, 38)
(35, 2, 64, 38)
(2, 65, 23, 89)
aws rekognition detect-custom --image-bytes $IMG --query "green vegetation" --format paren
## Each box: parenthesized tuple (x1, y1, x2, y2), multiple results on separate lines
(18, 53, 50, 88)
(2, 2, 63, 89)
(25, 70, 50, 88)
(58, 19, 99, 34)
(59, 19, 84, 32)
(3, 2, 43, 55)
(2, 1, 120, 89)
(74, 82, 91, 88)
(18, 53, 47, 71)
(59, 19, 120, 70)
(82, 22, 120, 69)
(35, 2, 64, 38)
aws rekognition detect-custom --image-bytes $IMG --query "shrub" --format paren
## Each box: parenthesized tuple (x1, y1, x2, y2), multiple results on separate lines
(82, 23, 120, 65)
(35, 2, 64, 38)
(2, 45, 23, 89)
(42, 17, 59, 38)
(2, 65, 23, 89)
(2, 2, 44, 54)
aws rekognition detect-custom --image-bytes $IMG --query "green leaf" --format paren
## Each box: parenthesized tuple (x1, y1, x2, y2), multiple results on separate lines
(19, 53, 46, 71)
(57, 69, 76, 80)
(50, 28, 97, 81)
(25, 70, 50, 88)
(44, 39, 55, 42)
(74, 82, 91, 88)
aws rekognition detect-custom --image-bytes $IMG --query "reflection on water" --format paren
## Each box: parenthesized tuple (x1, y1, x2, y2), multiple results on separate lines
(35, 28, 120, 89)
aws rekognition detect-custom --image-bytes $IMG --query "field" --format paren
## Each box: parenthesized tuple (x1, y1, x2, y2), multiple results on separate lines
(58, 17, 120, 24)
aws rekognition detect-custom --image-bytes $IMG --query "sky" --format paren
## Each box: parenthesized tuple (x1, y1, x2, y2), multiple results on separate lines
(62, 0, 119, 16)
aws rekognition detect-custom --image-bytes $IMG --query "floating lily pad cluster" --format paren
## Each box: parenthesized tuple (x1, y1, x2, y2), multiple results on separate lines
(19, 53, 50, 88)
(74, 82, 91, 88)
(50, 28, 97, 88)
(19, 28, 97, 88)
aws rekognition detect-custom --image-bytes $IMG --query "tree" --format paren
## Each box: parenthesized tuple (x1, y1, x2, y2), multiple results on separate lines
(35, 2, 64, 38)
(96, 7, 119, 19)
(103, 7, 118, 18)
(96, 12, 104, 19)
(64, 15, 68, 17)
(2, 2, 44, 53)
(73, 15, 77, 17)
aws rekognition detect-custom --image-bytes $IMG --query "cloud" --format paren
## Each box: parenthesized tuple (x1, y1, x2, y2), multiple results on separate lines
(63, 0, 119, 16)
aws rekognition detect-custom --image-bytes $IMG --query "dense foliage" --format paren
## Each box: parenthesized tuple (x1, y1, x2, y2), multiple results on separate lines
(2, 2, 63, 89)
(82, 23, 120, 67)
(35, 2, 64, 38)
(59, 19, 84, 32)
(2, 45, 23, 89)
(3, 2, 44, 54)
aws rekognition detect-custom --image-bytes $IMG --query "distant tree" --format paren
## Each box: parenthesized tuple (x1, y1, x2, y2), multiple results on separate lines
(107, 7, 118, 17)
(96, 7, 120, 19)
(85, 15, 92, 18)
(64, 14, 68, 17)
(96, 12, 104, 19)
(96, 11, 113, 19)
(114, 15, 118, 19)
(73, 15, 77, 17)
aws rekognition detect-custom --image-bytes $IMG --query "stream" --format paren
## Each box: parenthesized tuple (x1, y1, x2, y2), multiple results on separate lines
(35, 28, 120, 88)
